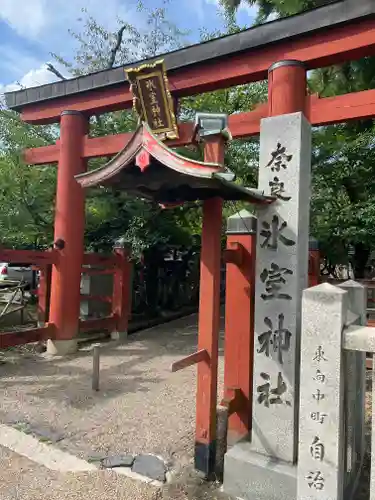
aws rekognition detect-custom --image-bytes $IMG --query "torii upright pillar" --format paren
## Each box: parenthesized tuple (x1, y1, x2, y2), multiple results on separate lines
(47, 110, 88, 355)
(223, 210, 257, 446)
(195, 134, 224, 476)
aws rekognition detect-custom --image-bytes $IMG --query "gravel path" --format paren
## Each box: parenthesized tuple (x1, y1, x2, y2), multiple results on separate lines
(0, 445, 159, 500)
(1, 314, 371, 500)
(0, 313, 226, 498)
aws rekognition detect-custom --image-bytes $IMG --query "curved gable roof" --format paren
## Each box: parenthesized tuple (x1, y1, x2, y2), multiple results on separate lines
(75, 124, 274, 205)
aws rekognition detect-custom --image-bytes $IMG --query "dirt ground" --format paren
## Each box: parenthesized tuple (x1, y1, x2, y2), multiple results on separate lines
(0, 314, 373, 500)
(0, 313, 231, 500)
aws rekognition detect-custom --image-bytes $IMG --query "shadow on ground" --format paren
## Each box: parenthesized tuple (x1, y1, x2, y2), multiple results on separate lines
(0, 313, 225, 470)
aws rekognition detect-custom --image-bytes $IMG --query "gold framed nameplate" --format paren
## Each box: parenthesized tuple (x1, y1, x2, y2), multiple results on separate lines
(125, 60, 179, 140)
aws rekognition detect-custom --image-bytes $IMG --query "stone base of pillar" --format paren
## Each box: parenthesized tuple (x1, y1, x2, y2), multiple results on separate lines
(47, 338, 78, 356)
(110, 331, 128, 341)
(223, 442, 296, 500)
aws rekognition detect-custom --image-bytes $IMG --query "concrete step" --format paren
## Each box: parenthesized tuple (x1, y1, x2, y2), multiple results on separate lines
(223, 441, 297, 500)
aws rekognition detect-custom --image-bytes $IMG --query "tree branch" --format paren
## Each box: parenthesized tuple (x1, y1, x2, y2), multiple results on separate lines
(108, 26, 127, 69)
(91, 25, 128, 137)
(45, 63, 67, 81)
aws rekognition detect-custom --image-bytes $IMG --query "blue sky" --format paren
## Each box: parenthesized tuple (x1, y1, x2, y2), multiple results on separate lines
(0, 0, 257, 94)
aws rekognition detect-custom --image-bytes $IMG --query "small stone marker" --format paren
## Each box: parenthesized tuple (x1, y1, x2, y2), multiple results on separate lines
(92, 343, 100, 391)
(339, 280, 366, 498)
(132, 454, 166, 482)
(101, 454, 135, 468)
(297, 283, 347, 500)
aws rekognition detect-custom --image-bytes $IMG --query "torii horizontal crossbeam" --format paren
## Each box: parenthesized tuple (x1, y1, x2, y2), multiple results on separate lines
(10, 9, 375, 124)
(25, 89, 375, 165)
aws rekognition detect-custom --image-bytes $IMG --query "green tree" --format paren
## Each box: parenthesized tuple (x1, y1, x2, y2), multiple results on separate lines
(220, 0, 334, 21)
(220, 0, 375, 277)
(0, 106, 57, 248)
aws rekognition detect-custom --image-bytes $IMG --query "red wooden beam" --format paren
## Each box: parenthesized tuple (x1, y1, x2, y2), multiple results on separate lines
(112, 247, 132, 337)
(171, 349, 210, 373)
(0, 249, 57, 265)
(0, 325, 55, 349)
(37, 264, 52, 325)
(222, 243, 244, 267)
(83, 121, 194, 158)
(20, 18, 375, 125)
(80, 294, 112, 303)
(308, 249, 321, 288)
(81, 267, 115, 275)
(308, 89, 375, 125)
(22, 85, 132, 124)
(23, 104, 267, 165)
(82, 253, 117, 266)
(79, 316, 116, 333)
(24, 143, 60, 165)
(24, 88, 375, 166)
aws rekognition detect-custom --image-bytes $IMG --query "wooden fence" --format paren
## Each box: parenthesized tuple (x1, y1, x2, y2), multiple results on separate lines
(0, 247, 216, 348)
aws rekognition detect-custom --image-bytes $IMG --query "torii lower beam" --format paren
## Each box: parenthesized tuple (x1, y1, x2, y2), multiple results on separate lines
(25, 88, 375, 165)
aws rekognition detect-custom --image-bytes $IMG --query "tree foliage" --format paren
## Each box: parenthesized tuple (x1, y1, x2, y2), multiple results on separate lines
(220, 0, 375, 277)
(0, 106, 58, 248)
(220, 0, 334, 22)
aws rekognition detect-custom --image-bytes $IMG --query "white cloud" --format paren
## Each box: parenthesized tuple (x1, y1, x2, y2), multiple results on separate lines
(0, 0, 143, 95)
(17, 64, 60, 88)
(0, 0, 46, 38)
(0, 63, 60, 103)
(0, 42, 64, 96)
(0, 0, 139, 41)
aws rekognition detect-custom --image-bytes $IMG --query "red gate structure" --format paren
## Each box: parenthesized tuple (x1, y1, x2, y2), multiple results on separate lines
(0, 247, 131, 349)
(4, 0, 375, 476)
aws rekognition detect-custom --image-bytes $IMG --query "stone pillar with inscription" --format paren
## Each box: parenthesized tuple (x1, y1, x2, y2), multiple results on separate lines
(251, 111, 311, 460)
(224, 111, 311, 500)
(297, 283, 348, 500)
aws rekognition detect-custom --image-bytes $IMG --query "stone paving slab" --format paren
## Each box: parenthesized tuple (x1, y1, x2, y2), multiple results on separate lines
(0, 445, 159, 500)
(0, 313, 224, 472)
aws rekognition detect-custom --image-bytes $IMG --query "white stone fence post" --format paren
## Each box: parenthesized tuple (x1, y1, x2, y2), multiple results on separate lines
(298, 280, 367, 500)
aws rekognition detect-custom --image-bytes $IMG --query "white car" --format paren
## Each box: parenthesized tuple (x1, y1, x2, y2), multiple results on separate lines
(0, 263, 36, 289)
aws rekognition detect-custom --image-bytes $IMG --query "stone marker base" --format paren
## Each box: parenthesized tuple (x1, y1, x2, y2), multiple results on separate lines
(47, 338, 78, 356)
(110, 330, 128, 341)
(223, 442, 296, 500)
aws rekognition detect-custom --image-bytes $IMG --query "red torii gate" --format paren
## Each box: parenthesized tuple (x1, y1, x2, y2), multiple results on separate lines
(5, 0, 375, 476)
